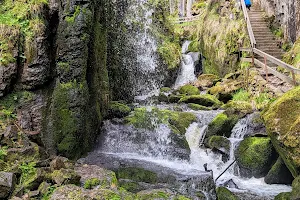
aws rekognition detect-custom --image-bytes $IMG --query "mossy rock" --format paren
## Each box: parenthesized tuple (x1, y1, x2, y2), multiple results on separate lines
(160, 87, 172, 93)
(119, 180, 142, 193)
(216, 187, 239, 200)
(208, 80, 243, 103)
(291, 176, 300, 200)
(158, 93, 169, 102)
(178, 85, 200, 95)
(222, 100, 253, 116)
(83, 178, 101, 189)
(274, 192, 291, 200)
(208, 136, 230, 155)
(262, 86, 300, 177)
(117, 167, 158, 184)
(265, 157, 293, 184)
(108, 101, 131, 118)
(51, 169, 80, 186)
(179, 94, 222, 107)
(168, 95, 184, 103)
(188, 103, 212, 111)
(206, 113, 238, 138)
(235, 137, 276, 178)
(125, 107, 196, 135)
(136, 189, 173, 200)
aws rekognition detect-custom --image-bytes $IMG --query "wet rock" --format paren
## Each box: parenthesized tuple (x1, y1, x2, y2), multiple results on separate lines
(177, 84, 200, 95)
(74, 164, 118, 189)
(235, 137, 277, 178)
(275, 192, 292, 200)
(265, 157, 293, 184)
(220, 179, 238, 189)
(158, 93, 169, 102)
(207, 136, 230, 155)
(194, 74, 219, 89)
(51, 169, 80, 186)
(222, 101, 253, 116)
(187, 103, 212, 111)
(291, 176, 300, 200)
(216, 187, 239, 200)
(179, 94, 222, 107)
(117, 167, 157, 184)
(50, 156, 66, 172)
(136, 188, 190, 200)
(168, 95, 184, 103)
(107, 101, 131, 118)
(0, 172, 16, 199)
(206, 113, 238, 138)
(262, 86, 300, 178)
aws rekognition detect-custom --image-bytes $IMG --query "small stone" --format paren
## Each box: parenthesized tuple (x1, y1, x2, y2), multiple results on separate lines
(0, 172, 16, 199)
(50, 157, 66, 172)
(38, 181, 51, 195)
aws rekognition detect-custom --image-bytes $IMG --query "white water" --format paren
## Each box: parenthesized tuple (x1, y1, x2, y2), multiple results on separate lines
(174, 41, 198, 89)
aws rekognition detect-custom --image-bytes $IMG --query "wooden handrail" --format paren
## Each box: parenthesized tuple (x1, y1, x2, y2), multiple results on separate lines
(240, 0, 256, 48)
(253, 48, 300, 74)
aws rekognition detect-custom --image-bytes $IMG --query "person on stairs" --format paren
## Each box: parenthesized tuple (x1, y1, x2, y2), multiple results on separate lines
(245, 0, 252, 10)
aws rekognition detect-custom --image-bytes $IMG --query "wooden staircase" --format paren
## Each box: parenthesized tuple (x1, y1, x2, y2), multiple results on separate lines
(248, 10, 284, 64)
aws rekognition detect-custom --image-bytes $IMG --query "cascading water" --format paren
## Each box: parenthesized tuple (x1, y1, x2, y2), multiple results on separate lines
(174, 41, 198, 89)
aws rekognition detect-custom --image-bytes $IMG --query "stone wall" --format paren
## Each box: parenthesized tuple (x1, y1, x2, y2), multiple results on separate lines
(253, 0, 300, 43)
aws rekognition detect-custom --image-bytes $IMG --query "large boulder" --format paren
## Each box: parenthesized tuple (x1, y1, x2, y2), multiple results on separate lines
(262, 86, 300, 177)
(177, 85, 200, 95)
(216, 187, 239, 200)
(107, 101, 131, 119)
(117, 167, 158, 184)
(235, 137, 277, 178)
(206, 113, 238, 138)
(265, 157, 294, 184)
(179, 94, 222, 107)
(207, 136, 230, 155)
(0, 172, 16, 199)
(291, 176, 300, 200)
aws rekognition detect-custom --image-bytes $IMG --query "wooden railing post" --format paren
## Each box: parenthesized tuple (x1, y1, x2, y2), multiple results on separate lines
(264, 55, 269, 82)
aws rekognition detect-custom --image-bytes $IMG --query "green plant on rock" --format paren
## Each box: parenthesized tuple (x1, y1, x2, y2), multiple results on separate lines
(84, 178, 101, 189)
(157, 40, 181, 70)
(232, 89, 250, 102)
(19, 162, 37, 185)
(65, 6, 81, 24)
(42, 185, 57, 200)
(0, 146, 8, 160)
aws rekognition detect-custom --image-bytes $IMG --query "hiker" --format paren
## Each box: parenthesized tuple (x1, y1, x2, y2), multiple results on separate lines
(245, 0, 252, 11)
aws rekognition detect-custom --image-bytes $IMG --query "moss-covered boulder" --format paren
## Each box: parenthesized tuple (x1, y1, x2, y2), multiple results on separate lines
(51, 169, 80, 186)
(216, 187, 239, 200)
(178, 85, 200, 95)
(168, 95, 184, 103)
(117, 167, 158, 184)
(188, 103, 212, 111)
(262, 86, 300, 178)
(207, 136, 230, 155)
(265, 157, 293, 184)
(136, 188, 191, 200)
(158, 93, 169, 102)
(125, 107, 196, 135)
(194, 74, 219, 89)
(235, 137, 277, 178)
(291, 176, 300, 200)
(206, 113, 238, 138)
(179, 94, 222, 107)
(222, 101, 253, 116)
(160, 87, 172, 93)
(208, 80, 243, 103)
(107, 101, 131, 118)
(274, 192, 291, 200)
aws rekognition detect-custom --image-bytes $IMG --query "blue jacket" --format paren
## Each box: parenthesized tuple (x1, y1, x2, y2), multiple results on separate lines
(245, 0, 252, 6)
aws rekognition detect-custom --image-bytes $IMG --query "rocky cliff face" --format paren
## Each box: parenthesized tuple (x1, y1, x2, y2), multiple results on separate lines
(253, 0, 300, 43)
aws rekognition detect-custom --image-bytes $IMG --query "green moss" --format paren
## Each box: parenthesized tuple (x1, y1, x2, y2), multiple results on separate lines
(51, 168, 80, 185)
(216, 187, 239, 200)
(291, 176, 300, 200)
(236, 137, 274, 176)
(188, 103, 212, 111)
(19, 162, 37, 188)
(208, 136, 230, 153)
(125, 107, 196, 135)
(65, 5, 81, 24)
(158, 92, 169, 102)
(160, 87, 171, 93)
(222, 100, 253, 115)
(157, 40, 181, 70)
(117, 167, 157, 184)
(263, 86, 300, 177)
(178, 85, 199, 95)
(57, 62, 70, 73)
(168, 95, 184, 103)
(206, 113, 238, 138)
(119, 181, 140, 193)
(179, 94, 222, 107)
(274, 192, 291, 200)
(136, 189, 171, 200)
(232, 89, 250, 101)
(84, 178, 101, 189)
(188, 40, 200, 52)
(108, 101, 131, 118)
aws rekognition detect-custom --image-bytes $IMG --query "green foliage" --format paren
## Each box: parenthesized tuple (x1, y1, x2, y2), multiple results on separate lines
(232, 89, 250, 102)
(188, 40, 200, 52)
(65, 6, 81, 24)
(42, 185, 57, 200)
(157, 40, 181, 70)
(0, 146, 8, 160)
(19, 162, 37, 184)
(84, 178, 101, 189)
(254, 92, 275, 110)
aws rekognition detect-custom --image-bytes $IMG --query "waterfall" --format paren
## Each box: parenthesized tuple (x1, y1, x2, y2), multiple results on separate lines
(174, 41, 198, 89)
